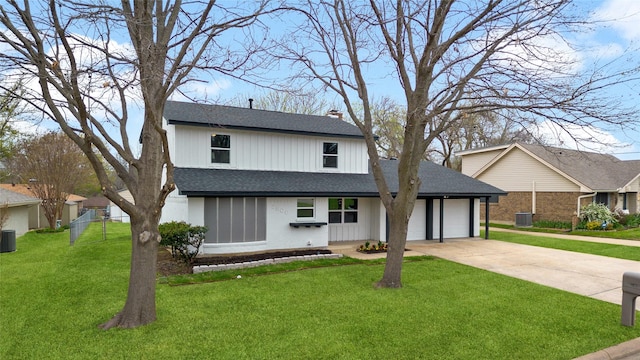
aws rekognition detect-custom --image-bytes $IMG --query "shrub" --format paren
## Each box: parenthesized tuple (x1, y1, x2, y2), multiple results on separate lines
(579, 203, 617, 225)
(532, 220, 571, 229)
(585, 221, 603, 231)
(35, 227, 65, 233)
(620, 213, 640, 228)
(159, 221, 208, 264)
(628, 214, 640, 228)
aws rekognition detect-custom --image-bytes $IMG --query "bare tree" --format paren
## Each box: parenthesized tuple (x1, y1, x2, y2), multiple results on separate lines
(0, 81, 26, 163)
(278, 1, 639, 287)
(7, 132, 88, 228)
(371, 96, 406, 159)
(433, 107, 536, 169)
(226, 88, 339, 115)
(0, 203, 8, 232)
(0, 1, 271, 328)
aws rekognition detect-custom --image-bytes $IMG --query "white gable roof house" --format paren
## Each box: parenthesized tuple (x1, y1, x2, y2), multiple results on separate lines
(0, 187, 41, 237)
(160, 100, 506, 255)
(458, 142, 640, 224)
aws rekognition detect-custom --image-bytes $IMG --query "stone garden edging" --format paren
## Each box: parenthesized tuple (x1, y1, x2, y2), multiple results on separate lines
(193, 253, 344, 274)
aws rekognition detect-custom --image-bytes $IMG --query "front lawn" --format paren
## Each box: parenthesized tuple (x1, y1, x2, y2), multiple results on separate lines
(486, 230, 640, 261)
(569, 227, 640, 240)
(487, 222, 640, 240)
(2, 223, 639, 359)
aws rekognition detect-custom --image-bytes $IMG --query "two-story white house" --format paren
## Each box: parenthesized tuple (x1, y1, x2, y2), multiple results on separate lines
(160, 100, 505, 255)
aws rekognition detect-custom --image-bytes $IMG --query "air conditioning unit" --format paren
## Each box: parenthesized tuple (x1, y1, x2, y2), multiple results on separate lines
(515, 213, 532, 227)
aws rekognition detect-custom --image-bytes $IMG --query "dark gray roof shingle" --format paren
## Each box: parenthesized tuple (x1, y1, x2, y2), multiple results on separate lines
(174, 160, 506, 198)
(519, 143, 640, 190)
(164, 100, 364, 139)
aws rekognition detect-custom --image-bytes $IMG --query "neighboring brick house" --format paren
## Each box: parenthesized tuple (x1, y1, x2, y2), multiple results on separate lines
(457, 143, 640, 224)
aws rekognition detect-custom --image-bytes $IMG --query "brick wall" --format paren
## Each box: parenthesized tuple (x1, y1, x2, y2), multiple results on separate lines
(481, 192, 591, 223)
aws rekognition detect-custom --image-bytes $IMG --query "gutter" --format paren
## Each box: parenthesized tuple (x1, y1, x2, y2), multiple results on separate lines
(577, 193, 597, 218)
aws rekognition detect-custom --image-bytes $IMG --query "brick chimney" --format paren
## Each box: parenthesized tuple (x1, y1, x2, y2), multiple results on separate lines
(326, 109, 343, 120)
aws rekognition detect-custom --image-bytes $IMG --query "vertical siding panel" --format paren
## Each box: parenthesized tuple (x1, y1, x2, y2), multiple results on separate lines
(172, 125, 369, 172)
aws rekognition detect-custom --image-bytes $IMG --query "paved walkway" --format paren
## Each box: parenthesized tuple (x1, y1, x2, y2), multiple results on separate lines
(328, 229, 640, 359)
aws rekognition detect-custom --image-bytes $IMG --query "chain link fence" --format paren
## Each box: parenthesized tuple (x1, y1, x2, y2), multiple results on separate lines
(69, 209, 97, 245)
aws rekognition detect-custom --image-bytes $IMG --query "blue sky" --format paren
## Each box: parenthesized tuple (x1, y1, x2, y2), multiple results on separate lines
(184, 0, 640, 160)
(13, 0, 640, 160)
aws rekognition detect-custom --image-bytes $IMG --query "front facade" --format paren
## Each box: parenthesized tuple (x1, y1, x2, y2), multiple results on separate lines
(161, 101, 505, 254)
(458, 143, 640, 224)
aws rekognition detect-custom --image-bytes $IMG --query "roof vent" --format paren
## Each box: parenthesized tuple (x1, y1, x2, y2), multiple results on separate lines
(248, 98, 254, 109)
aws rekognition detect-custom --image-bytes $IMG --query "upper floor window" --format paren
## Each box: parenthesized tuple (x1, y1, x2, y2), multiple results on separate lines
(297, 198, 315, 219)
(211, 134, 230, 164)
(323, 142, 338, 168)
(328, 198, 358, 223)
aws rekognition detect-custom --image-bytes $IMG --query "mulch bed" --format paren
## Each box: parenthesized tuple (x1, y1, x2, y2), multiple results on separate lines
(157, 248, 333, 277)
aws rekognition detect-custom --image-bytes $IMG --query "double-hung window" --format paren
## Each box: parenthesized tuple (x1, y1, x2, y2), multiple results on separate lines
(297, 199, 315, 219)
(211, 134, 230, 164)
(328, 198, 358, 223)
(323, 142, 338, 168)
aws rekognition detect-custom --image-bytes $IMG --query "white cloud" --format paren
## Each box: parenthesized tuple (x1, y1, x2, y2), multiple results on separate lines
(592, 0, 640, 41)
(0, 31, 145, 145)
(169, 78, 232, 102)
(534, 119, 634, 157)
(587, 42, 625, 59)
(485, 28, 584, 76)
(11, 119, 48, 135)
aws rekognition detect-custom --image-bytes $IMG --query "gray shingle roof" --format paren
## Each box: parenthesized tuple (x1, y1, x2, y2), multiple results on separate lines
(174, 160, 506, 198)
(164, 100, 364, 139)
(519, 143, 640, 190)
(0, 188, 40, 207)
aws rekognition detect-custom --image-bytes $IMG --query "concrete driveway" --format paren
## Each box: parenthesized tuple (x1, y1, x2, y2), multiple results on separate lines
(413, 239, 640, 306)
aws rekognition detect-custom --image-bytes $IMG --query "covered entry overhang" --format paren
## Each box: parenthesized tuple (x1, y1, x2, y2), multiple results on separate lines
(384, 195, 498, 244)
(173, 161, 506, 246)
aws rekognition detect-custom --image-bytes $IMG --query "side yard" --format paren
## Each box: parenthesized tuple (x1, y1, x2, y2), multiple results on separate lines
(1, 223, 639, 359)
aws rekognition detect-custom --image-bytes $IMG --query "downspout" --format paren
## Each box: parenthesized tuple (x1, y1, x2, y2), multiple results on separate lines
(532, 181, 536, 215)
(577, 192, 597, 218)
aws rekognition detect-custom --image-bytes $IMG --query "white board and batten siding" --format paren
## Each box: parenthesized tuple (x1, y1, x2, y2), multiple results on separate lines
(431, 198, 480, 239)
(376, 198, 480, 241)
(476, 148, 580, 192)
(407, 199, 427, 240)
(184, 197, 331, 254)
(109, 190, 134, 223)
(172, 126, 369, 173)
(328, 198, 375, 242)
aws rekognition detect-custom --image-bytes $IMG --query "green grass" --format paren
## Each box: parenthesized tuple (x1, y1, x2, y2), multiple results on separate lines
(2, 223, 640, 359)
(486, 222, 640, 239)
(484, 222, 570, 234)
(486, 230, 640, 261)
(569, 227, 640, 240)
(532, 220, 572, 229)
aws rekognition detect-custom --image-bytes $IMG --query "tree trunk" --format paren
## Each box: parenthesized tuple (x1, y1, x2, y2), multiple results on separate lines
(376, 207, 410, 288)
(43, 202, 56, 229)
(99, 215, 159, 329)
